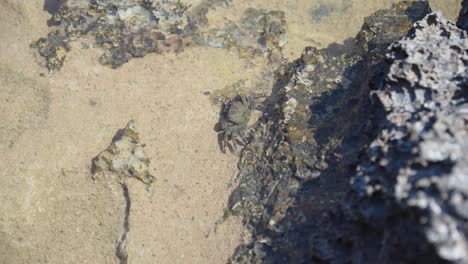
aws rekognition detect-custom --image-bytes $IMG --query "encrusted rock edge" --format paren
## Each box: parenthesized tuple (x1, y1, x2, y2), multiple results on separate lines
(226, 2, 468, 263)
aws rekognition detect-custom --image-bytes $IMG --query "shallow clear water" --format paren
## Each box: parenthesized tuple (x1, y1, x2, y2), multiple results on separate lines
(0, 0, 462, 263)
(204, 0, 461, 58)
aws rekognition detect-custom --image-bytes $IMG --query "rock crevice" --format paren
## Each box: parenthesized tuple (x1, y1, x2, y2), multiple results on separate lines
(92, 120, 155, 264)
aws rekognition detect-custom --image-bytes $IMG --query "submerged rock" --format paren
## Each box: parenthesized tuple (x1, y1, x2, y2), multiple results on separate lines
(204, 8, 287, 64)
(32, 0, 198, 71)
(92, 120, 155, 186)
(31, 31, 70, 72)
(33, 0, 287, 72)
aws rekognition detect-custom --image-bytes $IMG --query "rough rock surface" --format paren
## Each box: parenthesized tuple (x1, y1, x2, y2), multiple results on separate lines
(32, 0, 288, 72)
(349, 13, 468, 263)
(92, 120, 155, 186)
(222, 1, 468, 263)
(32, 0, 198, 71)
(225, 1, 434, 263)
(227, 3, 468, 262)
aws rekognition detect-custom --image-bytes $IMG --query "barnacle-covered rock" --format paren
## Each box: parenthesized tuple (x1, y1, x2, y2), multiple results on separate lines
(204, 8, 287, 64)
(225, 1, 432, 263)
(349, 13, 468, 263)
(33, 0, 198, 71)
(92, 120, 155, 186)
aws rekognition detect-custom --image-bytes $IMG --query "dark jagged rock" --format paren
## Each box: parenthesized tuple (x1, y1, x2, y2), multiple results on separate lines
(225, 1, 433, 263)
(458, 0, 468, 30)
(349, 13, 468, 263)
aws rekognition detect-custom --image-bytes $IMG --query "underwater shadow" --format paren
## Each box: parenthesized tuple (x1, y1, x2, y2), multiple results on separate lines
(43, 0, 63, 15)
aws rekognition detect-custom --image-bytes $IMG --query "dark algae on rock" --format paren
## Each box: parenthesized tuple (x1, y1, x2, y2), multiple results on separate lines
(32, 0, 198, 71)
(222, 0, 460, 263)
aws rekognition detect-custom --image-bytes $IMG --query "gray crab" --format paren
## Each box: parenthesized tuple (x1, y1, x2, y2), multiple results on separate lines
(216, 95, 256, 154)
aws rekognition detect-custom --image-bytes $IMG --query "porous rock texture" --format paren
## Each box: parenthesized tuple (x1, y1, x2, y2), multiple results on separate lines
(349, 12, 468, 263)
(226, 1, 468, 263)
